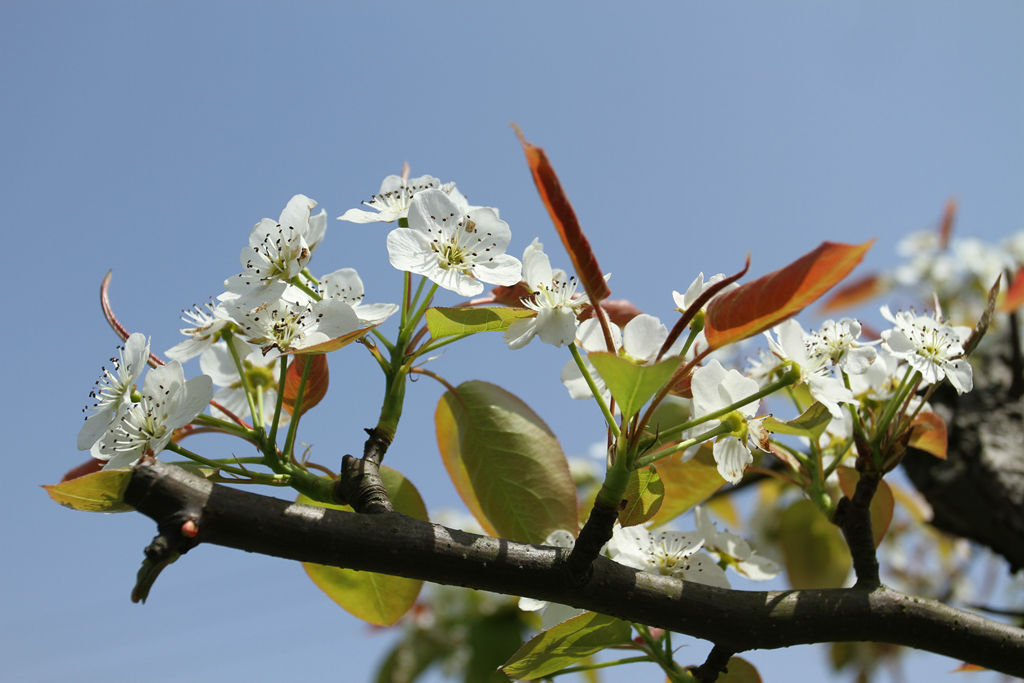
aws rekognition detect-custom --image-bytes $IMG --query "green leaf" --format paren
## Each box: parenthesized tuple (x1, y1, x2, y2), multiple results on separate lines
(300, 465, 427, 626)
(374, 634, 446, 683)
(778, 499, 851, 589)
(464, 608, 527, 683)
(836, 468, 895, 547)
(435, 381, 578, 543)
(717, 657, 763, 682)
(501, 611, 631, 680)
(587, 352, 682, 419)
(43, 468, 133, 512)
(649, 446, 725, 527)
(618, 467, 664, 527)
(638, 396, 692, 451)
(763, 402, 832, 442)
(425, 307, 535, 338)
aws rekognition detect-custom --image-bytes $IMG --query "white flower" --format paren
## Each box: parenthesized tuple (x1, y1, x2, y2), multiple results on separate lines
(92, 361, 213, 468)
(880, 306, 973, 394)
(504, 239, 587, 349)
(386, 189, 522, 297)
(953, 238, 1008, 289)
(78, 333, 151, 450)
(765, 319, 856, 418)
(317, 268, 399, 326)
(338, 174, 463, 224)
(199, 339, 288, 427)
(672, 272, 736, 312)
(518, 530, 584, 628)
(165, 301, 233, 362)
(607, 525, 729, 588)
(689, 359, 764, 484)
(693, 506, 779, 581)
(224, 195, 327, 299)
(224, 294, 363, 360)
(804, 318, 877, 375)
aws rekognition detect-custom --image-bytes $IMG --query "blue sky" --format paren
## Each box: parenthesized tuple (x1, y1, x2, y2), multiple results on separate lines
(4, 2, 1022, 681)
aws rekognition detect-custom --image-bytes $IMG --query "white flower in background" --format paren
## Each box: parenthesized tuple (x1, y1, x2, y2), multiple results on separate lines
(224, 195, 327, 299)
(518, 530, 584, 628)
(224, 294, 362, 360)
(1003, 231, 1024, 266)
(386, 189, 522, 297)
(672, 272, 736, 312)
(607, 525, 729, 588)
(693, 506, 779, 581)
(893, 230, 957, 288)
(92, 361, 213, 468)
(200, 339, 288, 427)
(317, 268, 399, 326)
(338, 174, 464, 224)
(804, 318, 877, 375)
(765, 319, 855, 418)
(165, 301, 233, 362)
(880, 306, 973, 394)
(689, 359, 766, 485)
(78, 333, 151, 450)
(505, 239, 588, 349)
(953, 238, 1008, 289)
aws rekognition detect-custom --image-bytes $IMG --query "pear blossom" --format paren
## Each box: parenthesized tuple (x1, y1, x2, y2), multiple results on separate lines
(606, 525, 728, 588)
(92, 361, 213, 468)
(689, 359, 766, 484)
(200, 339, 288, 427)
(317, 268, 399, 326)
(765, 319, 855, 418)
(386, 189, 522, 297)
(804, 318, 877, 375)
(518, 530, 584, 628)
(78, 333, 151, 450)
(880, 306, 973, 394)
(165, 301, 233, 362)
(504, 239, 588, 349)
(224, 294, 363, 360)
(693, 506, 779, 580)
(672, 272, 736, 312)
(223, 194, 327, 300)
(338, 174, 464, 224)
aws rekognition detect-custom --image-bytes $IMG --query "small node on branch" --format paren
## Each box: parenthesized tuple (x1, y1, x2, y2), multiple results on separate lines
(690, 644, 734, 683)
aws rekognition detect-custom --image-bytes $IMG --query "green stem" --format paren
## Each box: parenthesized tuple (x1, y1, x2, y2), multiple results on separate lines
(674, 367, 800, 434)
(288, 276, 321, 301)
(569, 342, 620, 437)
(222, 330, 263, 440)
(268, 357, 288, 448)
(282, 355, 313, 459)
(165, 443, 287, 484)
(416, 332, 474, 356)
(873, 367, 920, 445)
(300, 268, 320, 286)
(633, 422, 733, 469)
(192, 413, 255, 441)
(405, 282, 438, 338)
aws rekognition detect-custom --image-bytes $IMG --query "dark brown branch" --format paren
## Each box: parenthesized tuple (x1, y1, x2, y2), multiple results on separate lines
(333, 427, 393, 512)
(690, 644, 734, 682)
(123, 460, 1024, 677)
(566, 499, 619, 580)
(832, 472, 881, 588)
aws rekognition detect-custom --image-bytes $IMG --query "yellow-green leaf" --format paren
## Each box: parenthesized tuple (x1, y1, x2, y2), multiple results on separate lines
(717, 657, 763, 682)
(763, 402, 832, 442)
(649, 446, 726, 527)
(778, 499, 851, 589)
(43, 468, 133, 512)
(435, 381, 577, 543)
(836, 468, 895, 547)
(425, 306, 535, 338)
(300, 466, 427, 626)
(588, 352, 682, 420)
(909, 411, 947, 460)
(618, 467, 664, 527)
(501, 611, 631, 680)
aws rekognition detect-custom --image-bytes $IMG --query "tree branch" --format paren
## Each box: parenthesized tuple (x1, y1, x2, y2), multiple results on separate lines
(123, 459, 1024, 677)
(832, 472, 881, 588)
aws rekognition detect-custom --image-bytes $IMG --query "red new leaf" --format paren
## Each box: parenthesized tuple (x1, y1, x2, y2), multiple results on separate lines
(282, 354, 329, 417)
(909, 411, 947, 460)
(819, 273, 887, 313)
(704, 240, 873, 350)
(1000, 265, 1024, 313)
(513, 124, 611, 305)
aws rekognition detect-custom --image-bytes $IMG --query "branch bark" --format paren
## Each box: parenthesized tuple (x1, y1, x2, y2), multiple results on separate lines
(124, 459, 1024, 678)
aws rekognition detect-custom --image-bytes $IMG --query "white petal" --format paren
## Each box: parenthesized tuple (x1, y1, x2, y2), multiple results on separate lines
(337, 208, 392, 224)
(622, 314, 667, 362)
(278, 194, 317, 231)
(472, 253, 523, 287)
(522, 238, 552, 288)
(713, 437, 752, 485)
(167, 374, 214, 429)
(504, 317, 538, 350)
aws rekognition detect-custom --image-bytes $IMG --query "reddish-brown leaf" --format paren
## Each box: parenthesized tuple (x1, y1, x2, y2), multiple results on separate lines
(938, 198, 957, 250)
(578, 299, 644, 327)
(282, 354, 329, 417)
(513, 124, 611, 304)
(1000, 265, 1024, 313)
(819, 273, 887, 313)
(61, 458, 104, 482)
(909, 411, 947, 460)
(704, 240, 873, 350)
